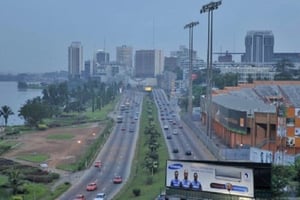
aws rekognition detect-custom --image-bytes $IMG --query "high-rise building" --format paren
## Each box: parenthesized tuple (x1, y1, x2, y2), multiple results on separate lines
(83, 60, 91, 79)
(95, 50, 109, 65)
(134, 49, 164, 78)
(116, 45, 133, 68)
(243, 31, 274, 64)
(68, 42, 83, 79)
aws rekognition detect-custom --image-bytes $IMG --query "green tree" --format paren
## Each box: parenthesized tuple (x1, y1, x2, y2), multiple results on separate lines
(192, 85, 205, 107)
(272, 165, 296, 197)
(18, 97, 52, 127)
(7, 166, 23, 195)
(0, 105, 14, 126)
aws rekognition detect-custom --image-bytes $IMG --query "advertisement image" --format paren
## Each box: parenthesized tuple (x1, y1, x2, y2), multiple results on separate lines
(166, 160, 254, 198)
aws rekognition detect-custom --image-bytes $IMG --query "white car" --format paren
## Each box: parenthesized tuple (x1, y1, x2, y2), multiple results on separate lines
(173, 129, 178, 135)
(94, 192, 106, 200)
(163, 125, 169, 130)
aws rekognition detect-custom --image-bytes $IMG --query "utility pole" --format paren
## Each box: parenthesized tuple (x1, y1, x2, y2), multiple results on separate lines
(184, 21, 199, 116)
(200, 1, 221, 139)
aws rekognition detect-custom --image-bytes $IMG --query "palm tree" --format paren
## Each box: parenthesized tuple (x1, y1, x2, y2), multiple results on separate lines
(8, 166, 23, 195)
(0, 105, 14, 126)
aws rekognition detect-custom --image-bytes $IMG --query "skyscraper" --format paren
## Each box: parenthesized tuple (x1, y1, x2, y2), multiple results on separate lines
(95, 50, 109, 65)
(116, 45, 133, 68)
(134, 49, 164, 78)
(243, 31, 274, 64)
(68, 42, 83, 79)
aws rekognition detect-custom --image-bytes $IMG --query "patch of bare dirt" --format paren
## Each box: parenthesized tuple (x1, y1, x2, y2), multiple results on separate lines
(3, 122, 104, 170)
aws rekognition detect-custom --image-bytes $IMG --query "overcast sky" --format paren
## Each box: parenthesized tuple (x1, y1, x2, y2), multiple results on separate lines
(0, 0, 299, 73)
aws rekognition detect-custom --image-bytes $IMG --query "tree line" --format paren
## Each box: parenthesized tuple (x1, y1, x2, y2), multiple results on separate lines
(0, 79, 121, 127)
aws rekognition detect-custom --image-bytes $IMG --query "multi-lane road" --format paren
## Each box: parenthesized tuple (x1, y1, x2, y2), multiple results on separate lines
(60, 90, 143, 200)
(59, 89, 214, 200)
(152, 89, 215, 161)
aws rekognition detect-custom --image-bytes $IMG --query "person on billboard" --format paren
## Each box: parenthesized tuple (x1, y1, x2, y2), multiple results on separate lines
(180, 169, 192, 189)
(170, 170, 180, 187)
(189, 172, 202, 190)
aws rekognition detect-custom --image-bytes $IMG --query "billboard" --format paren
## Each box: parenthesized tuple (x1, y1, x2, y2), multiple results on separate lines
(166, 160, 254, 198)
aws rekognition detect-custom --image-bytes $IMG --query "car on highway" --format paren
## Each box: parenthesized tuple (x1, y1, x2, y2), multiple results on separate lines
(166, 135, 172, 139)
(113, 175, 123, 184)
(173, 129, 178, 135)
(163, 125, 169, 130)
(172, 148, 179, 153)
(94, 161, 102, 168)
(94, 192, 106, 200)
(185, 150, 192, 156)
(74, 194, 85, 200)
(129, 126, 135, 133)
(86, 182, 97, 191)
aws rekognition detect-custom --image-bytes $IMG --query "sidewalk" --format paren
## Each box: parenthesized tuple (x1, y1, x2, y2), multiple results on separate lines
(50, 169, 85, 192)
(181, 114, 226, 160)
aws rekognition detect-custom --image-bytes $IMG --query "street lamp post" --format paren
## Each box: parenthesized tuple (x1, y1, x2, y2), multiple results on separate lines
(200, 1, 221, 139)
(184, 21, 199, 116)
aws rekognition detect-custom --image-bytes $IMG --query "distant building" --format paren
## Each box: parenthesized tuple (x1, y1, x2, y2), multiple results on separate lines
(219, 65, 276, 83)
(83, 60, 92, 79)
(218, 51, 233, 62)
(95, 50, 109, 65)
(68, 42, 83, 79)
(243, 31, 274, 64)
(273, 52, 300, 63)
(116, 45, 133, 68)
(164, 56, 178, 69)
(134, 49, 164, 78)
(170, 45, 204, 88)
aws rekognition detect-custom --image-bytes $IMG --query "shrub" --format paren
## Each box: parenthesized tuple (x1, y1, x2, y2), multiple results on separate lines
(5, 128, 20, 135)
(11, 196, 23, 200)
(132, 188, 141, 196)
(37, 124, 48, 130)
(50, 172, 60, 180)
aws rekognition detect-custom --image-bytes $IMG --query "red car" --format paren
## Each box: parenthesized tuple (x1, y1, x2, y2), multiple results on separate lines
(74, 194, 85, 200)
(113, 175, 122, 184)
(86, 182, 97, 191)
(94, 161, 102, 168)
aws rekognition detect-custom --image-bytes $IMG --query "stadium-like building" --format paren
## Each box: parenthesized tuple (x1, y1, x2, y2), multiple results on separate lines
(200, 81, 300, 157)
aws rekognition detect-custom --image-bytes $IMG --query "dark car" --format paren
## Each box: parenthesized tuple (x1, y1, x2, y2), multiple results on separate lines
(173, 148, 179, 153)
(166, 135, 172, 139)
(185, 150, 192, 156)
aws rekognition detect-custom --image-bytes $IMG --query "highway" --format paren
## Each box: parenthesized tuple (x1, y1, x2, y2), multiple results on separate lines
(60, 90, 143, 200)
(152, 88, 215, 161)
(59, 88, 215, 200)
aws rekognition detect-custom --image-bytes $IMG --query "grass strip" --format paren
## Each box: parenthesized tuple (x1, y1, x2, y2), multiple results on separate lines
(114, 94, 169, 200)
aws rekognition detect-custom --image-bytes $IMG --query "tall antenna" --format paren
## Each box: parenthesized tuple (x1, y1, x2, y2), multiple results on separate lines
(103, 37, 106, 52)
(103, 37, 106, 63)
(152, 17, 155, 50)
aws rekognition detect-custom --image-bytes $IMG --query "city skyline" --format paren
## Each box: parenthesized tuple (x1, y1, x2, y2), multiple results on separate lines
(0, 0, 300, 73)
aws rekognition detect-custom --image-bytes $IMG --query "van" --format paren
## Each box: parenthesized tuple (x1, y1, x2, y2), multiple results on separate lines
(163, 125, 169, 130)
